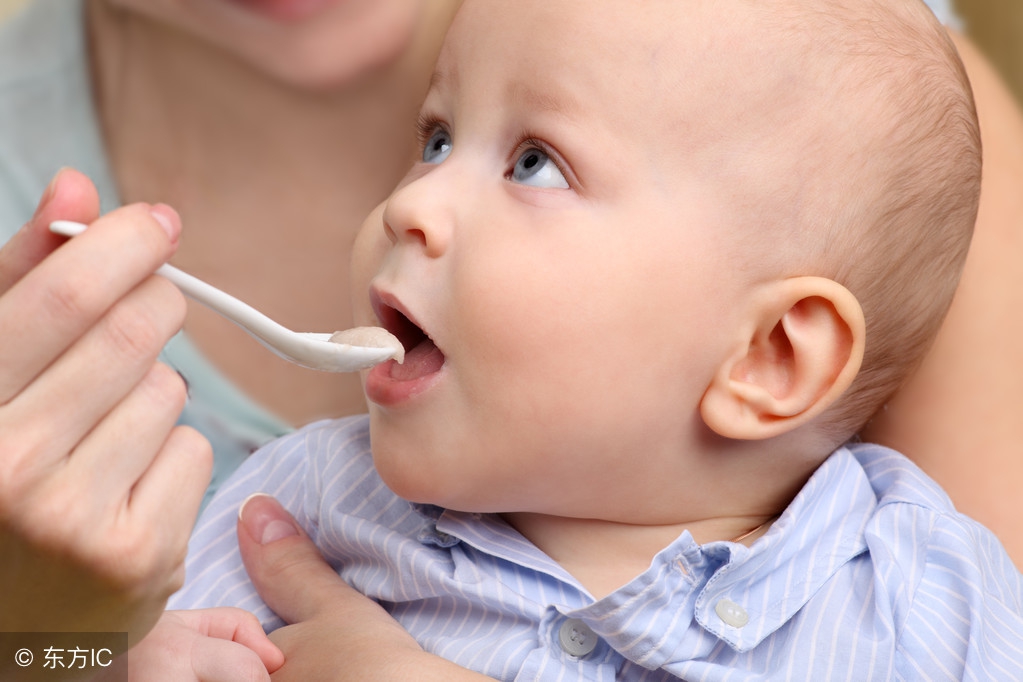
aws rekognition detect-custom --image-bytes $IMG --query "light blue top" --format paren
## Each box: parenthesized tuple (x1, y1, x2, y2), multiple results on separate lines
(0, 0, 963, 509)
(0, 0, 293, 509)
(171, 416, 1023, 681)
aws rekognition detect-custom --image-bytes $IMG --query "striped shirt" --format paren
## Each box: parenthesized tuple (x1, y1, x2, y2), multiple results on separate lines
(170, 416, 1023, 680)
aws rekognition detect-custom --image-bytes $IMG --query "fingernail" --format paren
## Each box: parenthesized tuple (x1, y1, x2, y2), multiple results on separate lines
(33, 168, 66, 218)
(148, 204, 181, 243)
(239, 493, 299, 545)
(174, 369, 191, 402)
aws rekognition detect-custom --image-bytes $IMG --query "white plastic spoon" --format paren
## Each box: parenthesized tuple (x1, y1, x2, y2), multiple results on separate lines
(49, 220, 403, 372)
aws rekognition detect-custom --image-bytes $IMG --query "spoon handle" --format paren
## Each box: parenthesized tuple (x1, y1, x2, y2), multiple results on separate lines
(47, 220, 398, 372)
(50, 219, 293, 340)
(154, 262, 300, 345)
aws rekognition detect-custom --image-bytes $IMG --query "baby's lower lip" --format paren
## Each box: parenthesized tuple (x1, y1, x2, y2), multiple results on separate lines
(364, 337, 445, 406)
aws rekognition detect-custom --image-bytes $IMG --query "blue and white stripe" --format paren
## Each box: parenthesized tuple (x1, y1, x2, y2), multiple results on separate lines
(170, 416, 1023, 681)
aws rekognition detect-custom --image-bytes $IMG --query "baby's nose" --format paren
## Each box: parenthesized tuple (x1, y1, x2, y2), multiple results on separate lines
(381, 169, 453, 258)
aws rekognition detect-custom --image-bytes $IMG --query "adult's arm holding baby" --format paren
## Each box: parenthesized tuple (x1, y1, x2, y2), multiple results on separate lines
(864, 29, 1023, 567)
(0, 169, 211, 640)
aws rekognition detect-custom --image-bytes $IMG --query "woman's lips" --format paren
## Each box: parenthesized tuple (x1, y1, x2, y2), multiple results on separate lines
(225, 0, 337, 23)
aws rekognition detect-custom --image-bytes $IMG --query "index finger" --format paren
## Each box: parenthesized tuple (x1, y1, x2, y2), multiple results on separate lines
(0, 203, 179, 404)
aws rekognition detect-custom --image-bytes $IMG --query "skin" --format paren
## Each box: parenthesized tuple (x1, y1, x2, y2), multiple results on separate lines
(238, 5, 1023, 675)
(125, 607, 284, 681)
(0, 175, 210, 640)
(88, 0, 460, 424)
(3, 0, 1021, 676)
(237, 494, 491, 681)
(224, 5, 993, 678)
(0, 0, 459, 642)
(350, 0, 874, 599)
(98, 0, 439, 90)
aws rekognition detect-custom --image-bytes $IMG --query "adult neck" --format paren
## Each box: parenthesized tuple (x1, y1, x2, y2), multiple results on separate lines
(86, 0, 450, 210)
(83, 0, 456, 424)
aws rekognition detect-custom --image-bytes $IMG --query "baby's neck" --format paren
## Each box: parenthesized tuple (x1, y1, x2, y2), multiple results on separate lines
(501, 512, 776, 600)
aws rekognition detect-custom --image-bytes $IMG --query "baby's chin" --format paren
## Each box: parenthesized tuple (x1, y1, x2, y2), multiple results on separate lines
(368, 429, 442, 501)
(368, 445, 484, 513)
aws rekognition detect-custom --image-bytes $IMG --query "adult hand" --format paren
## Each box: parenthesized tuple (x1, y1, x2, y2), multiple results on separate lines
(0, 169, 212, 641)
(237, 494, 492, 681)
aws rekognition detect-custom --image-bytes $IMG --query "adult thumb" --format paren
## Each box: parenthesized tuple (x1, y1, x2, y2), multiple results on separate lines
(236, 494, 346, 625)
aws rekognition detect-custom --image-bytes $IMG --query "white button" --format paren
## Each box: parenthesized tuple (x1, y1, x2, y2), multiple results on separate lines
(715, 599, 749, 628)
(558, 618, 598, 657)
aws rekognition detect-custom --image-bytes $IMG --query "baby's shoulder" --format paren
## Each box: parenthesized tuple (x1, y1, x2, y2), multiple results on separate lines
(846, 442, 1022, 608)
(846, 441, 955, 513)
(850, 443, 995, 558)
(843, 445, 1023, 677)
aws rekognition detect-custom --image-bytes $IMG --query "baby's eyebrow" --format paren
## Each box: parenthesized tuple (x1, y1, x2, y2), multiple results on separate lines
(424, 60, 460, 101)
(428, 67, 448, 92)
(508, 80, 582, 123)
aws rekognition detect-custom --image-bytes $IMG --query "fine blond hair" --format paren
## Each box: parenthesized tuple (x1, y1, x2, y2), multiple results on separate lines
(750, 0, 981, 440)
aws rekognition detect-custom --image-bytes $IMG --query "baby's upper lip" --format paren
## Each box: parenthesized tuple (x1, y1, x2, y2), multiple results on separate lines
(370, 287, 434, 355)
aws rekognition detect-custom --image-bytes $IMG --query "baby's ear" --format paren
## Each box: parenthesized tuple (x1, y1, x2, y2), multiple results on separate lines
(700, 277, 865, 440)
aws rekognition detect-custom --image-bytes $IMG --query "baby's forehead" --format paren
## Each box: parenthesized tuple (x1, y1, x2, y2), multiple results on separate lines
(445, 4, 774, 118)
(444, 0, 848, 130)
(446, 0, 924, 96)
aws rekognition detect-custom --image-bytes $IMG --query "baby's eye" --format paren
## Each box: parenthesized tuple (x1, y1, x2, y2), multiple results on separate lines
(422, 128, 452, 164)
(510, 148, 568, 189)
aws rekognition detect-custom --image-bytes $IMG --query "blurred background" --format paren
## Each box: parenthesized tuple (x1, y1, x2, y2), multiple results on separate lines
(953, 0, 1023, 104)
(0, 0, 1021, 103)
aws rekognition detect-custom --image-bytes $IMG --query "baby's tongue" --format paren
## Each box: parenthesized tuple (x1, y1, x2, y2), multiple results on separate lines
(389, 337, 444, 381)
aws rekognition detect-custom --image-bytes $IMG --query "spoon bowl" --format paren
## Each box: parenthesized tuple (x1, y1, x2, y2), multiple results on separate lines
(49, 220, 401, 372)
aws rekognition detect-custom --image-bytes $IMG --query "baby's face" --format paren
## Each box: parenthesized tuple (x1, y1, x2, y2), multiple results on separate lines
(352, 0, 794, 520)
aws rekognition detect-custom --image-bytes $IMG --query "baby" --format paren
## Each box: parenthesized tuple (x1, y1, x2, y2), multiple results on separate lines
(159, 0, 1021, 679)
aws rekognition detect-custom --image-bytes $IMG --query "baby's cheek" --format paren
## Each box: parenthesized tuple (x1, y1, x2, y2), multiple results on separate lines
(350, 206, 390, 322)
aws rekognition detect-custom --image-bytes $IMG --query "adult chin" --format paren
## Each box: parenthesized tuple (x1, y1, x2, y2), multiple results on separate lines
(219, 0, 426, 90)
(224, 0, 339, 24)
(98, 0, 426, 91)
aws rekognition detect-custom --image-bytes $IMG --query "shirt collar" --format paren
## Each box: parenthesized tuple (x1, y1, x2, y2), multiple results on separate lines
(415, 446, 877, 656)
(689, 446, 875, 652)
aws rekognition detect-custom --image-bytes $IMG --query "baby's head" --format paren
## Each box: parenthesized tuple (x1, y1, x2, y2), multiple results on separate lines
(351, 0, 979, 520)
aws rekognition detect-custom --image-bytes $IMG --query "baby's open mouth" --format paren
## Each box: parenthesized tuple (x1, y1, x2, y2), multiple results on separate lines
(377, 299, 446, 381)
